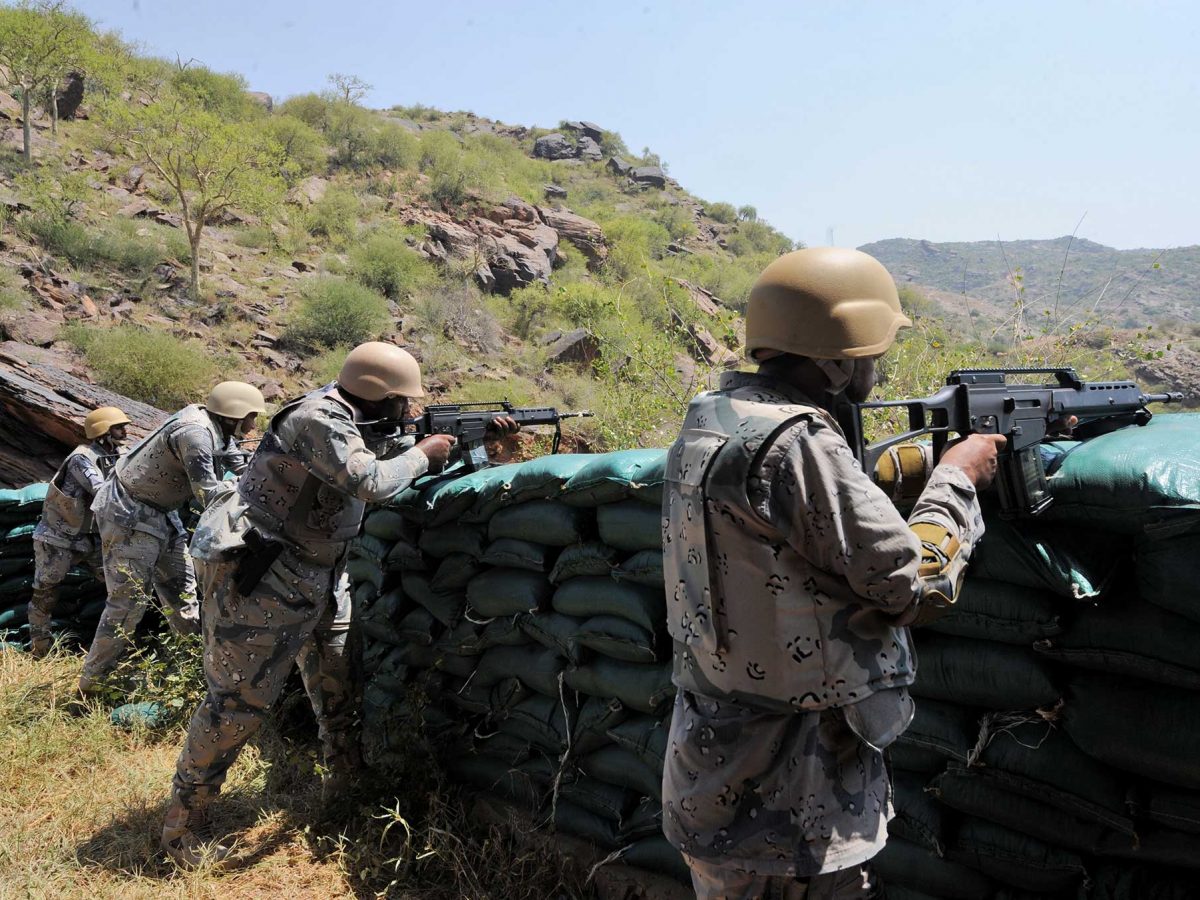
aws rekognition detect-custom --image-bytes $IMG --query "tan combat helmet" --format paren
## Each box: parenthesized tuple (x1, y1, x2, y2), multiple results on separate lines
(83, 406, 131, 439)
(338, 342, 425, 400)
(207, 382, 267, 419)
(745, 247, 911, 361)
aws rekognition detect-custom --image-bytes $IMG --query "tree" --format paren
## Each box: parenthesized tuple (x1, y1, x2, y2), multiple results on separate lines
(104, 96, 284, 299)
(327, 73, 371, 105)
(0, 0, 93, 161)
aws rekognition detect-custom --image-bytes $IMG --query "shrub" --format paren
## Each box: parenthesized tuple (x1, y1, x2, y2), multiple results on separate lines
(283, 276, 391, 352)
(369, 122, 419, 170)
(305, 188, 360, 244)
(170, 65, 257, 119)
(704, 201, 738, 224)
(409, 280, 502, 352)
(232, 224, 275, 250)
(653, 204, 696, 241)
(326, 103, 376, 169)
(0, 267, 27, 311)
(278, 92, 333, 130)
(308, 344, 351, 386)
(22, 216, 95, 267)
(23, 216, 173, 275)
(348, 231, 435, 299)
(725, 219, 793, 257)
(261, 114, 327, 180)
(68, 325, 217, 409)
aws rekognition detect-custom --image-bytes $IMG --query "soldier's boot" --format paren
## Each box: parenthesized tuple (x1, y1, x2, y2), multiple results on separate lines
(160, 797, 231, 867)
(319, 745, 364, 811)
(28, 586, 56, 659)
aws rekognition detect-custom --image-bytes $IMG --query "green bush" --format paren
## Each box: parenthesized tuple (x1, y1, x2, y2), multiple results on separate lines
(278, 92, 333, 130)
(307, 344, 351, 386)
(369, 122, 419, 170)
(0, 267, 27, 311)
(232, 224, 275, 250)
(282, 276, 392, 352)
(348, 231, 435, 299)
(67, 326, 217, 409)
(261, 114, 327, 180)
(23, 216, 172, 275)
(704, 202, 738, 224)
(170, 65, 257, 120)
(22, 216, 95, 267)
(305, 188, 360, 244)
(725, 219, 793, 257)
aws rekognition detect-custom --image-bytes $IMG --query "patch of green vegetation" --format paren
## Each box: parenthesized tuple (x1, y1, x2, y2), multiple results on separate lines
(232, 224, 275, 251)
(261, 114, 328, 180)
(348, 228, 436, 299)
(282, 276, 391, 352)
(0, 267, 27, 311)
(64, 324, 218, 409)
(304, 187, 360, 245)
(307, 344, 351, 385)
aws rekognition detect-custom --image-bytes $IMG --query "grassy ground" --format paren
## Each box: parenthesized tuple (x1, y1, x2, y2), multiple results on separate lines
(0, 647, 592, 899)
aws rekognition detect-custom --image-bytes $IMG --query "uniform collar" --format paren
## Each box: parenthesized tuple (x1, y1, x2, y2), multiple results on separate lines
(718, 370, 825, 409)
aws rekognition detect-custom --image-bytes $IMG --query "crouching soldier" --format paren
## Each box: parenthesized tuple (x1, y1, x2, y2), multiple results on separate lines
(29, 407, 130, 658)
(79, 382, 266, 695)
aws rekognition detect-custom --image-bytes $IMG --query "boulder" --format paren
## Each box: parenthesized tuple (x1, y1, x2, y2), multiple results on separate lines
(674, 279, 727, 317)
(538, 206, 608, 266)
(117, 197, 153, 219)
(246, 91, 273, 112)
(418, 210, 558, 294)
(533, 133, 575, 161)
(631, 166, 667, 188)
(546, 329, 600, 367)
(287, 175, 329, 206)
(607, 156, 632, 176)
(0, 91, 20, 122)
(577, 135, 603, 162)
(391, 118, 422, 133)
(55, 72, 85, 120)
(544, 184, 568, 199)
(578, 121, 604, 142)
(0, 309, 61, 347)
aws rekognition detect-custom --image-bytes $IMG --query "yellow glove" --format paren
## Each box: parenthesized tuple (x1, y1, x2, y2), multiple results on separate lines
(908, 521, 967, 626)
(875, 443, 933, 502)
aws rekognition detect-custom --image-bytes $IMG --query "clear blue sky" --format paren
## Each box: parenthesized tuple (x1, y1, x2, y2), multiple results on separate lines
(75, 0, 1200, 251)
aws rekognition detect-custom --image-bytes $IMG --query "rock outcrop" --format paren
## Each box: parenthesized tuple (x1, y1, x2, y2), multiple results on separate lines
(55, 72, 85, 120)
(533, 133, 576, 161)
(538, 206, 608, 266)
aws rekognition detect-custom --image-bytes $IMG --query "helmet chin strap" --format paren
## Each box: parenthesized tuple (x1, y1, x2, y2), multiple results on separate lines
(815, 358, 855, 394)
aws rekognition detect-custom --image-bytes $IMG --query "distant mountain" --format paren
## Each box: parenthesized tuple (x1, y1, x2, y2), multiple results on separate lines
(860, 237, 1200, 327)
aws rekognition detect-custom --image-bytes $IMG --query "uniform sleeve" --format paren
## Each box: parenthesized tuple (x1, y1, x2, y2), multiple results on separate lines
(67, 452, 106, 497)
(219, 436, 249, 477)
(758, 416, 982, 617)
(287, 406, 429, 502)
(171, 425, 234, 508)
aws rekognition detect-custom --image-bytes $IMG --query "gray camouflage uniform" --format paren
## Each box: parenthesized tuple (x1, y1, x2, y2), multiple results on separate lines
(81, 405, 239, 690)
(661, 372, 984, 899)
(30, 442, 113, 651)
(172, 386, 428, 809)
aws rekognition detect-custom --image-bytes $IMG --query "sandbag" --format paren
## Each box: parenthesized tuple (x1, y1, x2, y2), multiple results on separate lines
(552, 576, 665, 634)
(891, 698, 979, 764)
(0, 558, 27, 578)
(110, 701, 169, 730)
(561, 449, 666, 508)
(466, 568, 554, 617)
(1034, 600, 1200, 690)
(430, 553, 484, 593)
(363, 508, 412, 542)
(617, 796, 664, 841)
(473, 645, 566, 698)
(606, 714, 669, 771)
(620, 835, 690, 885)
(910, 632, 1062, 711)
(968, 513, 1120, 599)
(480, 538, 554, 573)
(565, 659, 674, 715)
(1041, 415, 1200, 533)
(0, 602, 31, 628)
(351, 533, 391, 565)
(1096, 826, 1200, 870)
(384, 538, 426, 572)
(1087, 863, 1200, 900)
(0, 576, 32, 598)
(474, 731, 531, 766)
(872, 837, 995, 899)
(558, 777, 633, 823)
(1063, 672, 1200, 789)
(433, 619, 485, 656)
(418, 523, 487, 559)
(0, 483, 48, 508)
(472, 615, 530, 651)
(577, 745, 662, 800)
(394, 607, 438, 646)
(947, 818, 1087, 894)
(1135, 783, 1200, 835)
(890, 768, 945, 855)
(388, 464, 503, 527)
(596, 501, 661, 552)
(488, 501, 591, 546)
(553, 799, 620, 848)
(611, 549, 664, 587)
(519, 612, 583, 664)
(498, 693, 573, 753)
(572, 695, 627, 757)
(402, 572, 465, 627)
(447, 753, 544, 810)
(431, 649, 475, 680)
(345, 557, 384, 592)
(1135, 531, 1200, 624)
(575, 615, 658, 663)
(922, 578, 1066, 645)
(505, 454, 595, 504)
(549, 542, 620, 583)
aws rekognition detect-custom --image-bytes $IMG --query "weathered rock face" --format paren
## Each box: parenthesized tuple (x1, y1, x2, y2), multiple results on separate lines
(286, 175, 329, 207)
(576, 135, 603, 162)
(55, 72, 85, 120)
(533, 133, 576, 161)
(409, 206, 559, 294)
(607, 156, 632, 176)
(546, 329, 600, 367)
(538, 206, 608, 266)
(0, 342, 166, 486)
(631, 166, 667, 188)
(577, 121, 604, 142)
(246, 91, 274, 112)
(544, 184, 567, 199)
(0, 91, 21, 121)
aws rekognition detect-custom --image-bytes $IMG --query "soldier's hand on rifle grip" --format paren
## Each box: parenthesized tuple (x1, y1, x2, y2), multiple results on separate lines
(416, 434, 457, 473)
(486, 415, 521, 437)
(938, 433, 1008, 490)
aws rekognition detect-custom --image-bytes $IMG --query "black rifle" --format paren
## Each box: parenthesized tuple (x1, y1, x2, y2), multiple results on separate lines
(838, 367, 1184, 517)
(376, 401, 593, 473)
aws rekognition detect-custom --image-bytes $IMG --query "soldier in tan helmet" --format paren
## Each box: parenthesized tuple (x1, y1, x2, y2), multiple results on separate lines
(660, 248, 1005, 899)
(29, 407, 130, 658)
(80, 382, 266, 694)
(162, 342, 518, 866)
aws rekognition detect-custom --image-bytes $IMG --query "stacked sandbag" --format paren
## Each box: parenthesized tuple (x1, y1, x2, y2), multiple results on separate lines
(884, 414, 1200, 899)
(352, 450, 688, 884)
(0, 483, 107, 648)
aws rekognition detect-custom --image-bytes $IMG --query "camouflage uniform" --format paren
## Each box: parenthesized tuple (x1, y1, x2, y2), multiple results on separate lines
(172, 386, 428, 808)
(81, 405, 239, 690)
(29, 442, 113, 653)
(661, 372, 983, 898)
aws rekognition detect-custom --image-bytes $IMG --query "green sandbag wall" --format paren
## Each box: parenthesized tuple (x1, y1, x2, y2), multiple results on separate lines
(353, 414, 1200, 896)
(0, 483, 107, 649)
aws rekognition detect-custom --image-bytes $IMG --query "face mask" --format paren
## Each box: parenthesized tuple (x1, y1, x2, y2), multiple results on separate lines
(815, 358, 855, 393)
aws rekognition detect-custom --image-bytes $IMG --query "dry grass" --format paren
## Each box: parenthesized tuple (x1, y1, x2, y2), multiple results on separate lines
(0, 647, 597, 900)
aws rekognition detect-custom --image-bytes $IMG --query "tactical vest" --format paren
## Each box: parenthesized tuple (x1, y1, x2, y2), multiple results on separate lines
(114, 405, 222, 512)
(663, 382, 916, 713)
(237, 388, 367, 547)
(41, 443, 107, 537)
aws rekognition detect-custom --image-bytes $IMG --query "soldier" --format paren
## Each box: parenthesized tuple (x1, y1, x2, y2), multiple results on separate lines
(661, 247, 1005, 899)
(161, 342, 518, 866)
(29, 407, 130, 658)
(80, 382, 266, 695)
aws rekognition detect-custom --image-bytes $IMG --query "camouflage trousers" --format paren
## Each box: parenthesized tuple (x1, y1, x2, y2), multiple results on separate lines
(685, 856, 876, 900)
(30, 536, 104, 653)
(171, 551, 358, 808)
(79, 523, 200, 691)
